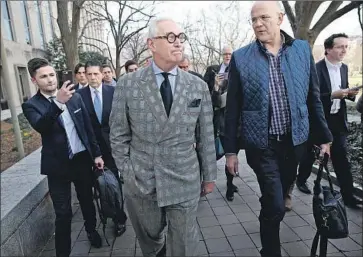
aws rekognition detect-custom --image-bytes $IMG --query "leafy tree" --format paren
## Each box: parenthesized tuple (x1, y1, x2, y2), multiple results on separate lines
(46, 37, 107, 71)
(45, 37, 67, 71)
(79, 50, 108, 64)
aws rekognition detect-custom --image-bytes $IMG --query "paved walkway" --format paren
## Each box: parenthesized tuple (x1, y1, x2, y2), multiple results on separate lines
(39, 152, 362, 257)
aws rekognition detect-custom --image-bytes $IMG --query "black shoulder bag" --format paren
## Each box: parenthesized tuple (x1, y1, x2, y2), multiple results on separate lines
(310, 149, 349, 257)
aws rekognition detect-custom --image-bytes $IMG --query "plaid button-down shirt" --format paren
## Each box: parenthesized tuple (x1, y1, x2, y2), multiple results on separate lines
(261, 37, 291, 135)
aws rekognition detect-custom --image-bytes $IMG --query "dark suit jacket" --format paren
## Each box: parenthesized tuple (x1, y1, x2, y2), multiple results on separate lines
(77, 85, 117, 171)
(203, 64, 221, 93)
(317, 59, 354, 134)
(188, 70, 203, 80)
(73, 83, 87, 91)
(22, 91, 101, 176)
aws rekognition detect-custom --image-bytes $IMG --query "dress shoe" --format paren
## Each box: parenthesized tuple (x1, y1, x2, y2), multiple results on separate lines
(115, 222, 126, 237)
(296, 182, 312, 194)
(87, 230, 102, 248)
(344, 196, 363, 209)
(226, 188, 234, 201)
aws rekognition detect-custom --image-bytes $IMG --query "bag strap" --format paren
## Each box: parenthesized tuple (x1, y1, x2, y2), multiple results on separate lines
(310, 231, 328, 257)
(310, 232, 319, 257)
(314, 150, 335, 194)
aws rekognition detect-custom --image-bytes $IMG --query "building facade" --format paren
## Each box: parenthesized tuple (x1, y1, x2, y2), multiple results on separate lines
(1, 0, 105, 110)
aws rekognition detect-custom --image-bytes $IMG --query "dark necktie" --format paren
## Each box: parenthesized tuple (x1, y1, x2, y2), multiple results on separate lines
(160, 72, 173, 116)
(49, 96, 74, 159)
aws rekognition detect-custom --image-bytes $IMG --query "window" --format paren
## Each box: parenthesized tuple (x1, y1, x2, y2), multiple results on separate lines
(47, 1, 55, 38)
(17, 67, 29, 103)
(0, 67, 9, 110)
(1, 1, 14, 41)
(35, 0, 45, 48)
(20, 1, 32, 45)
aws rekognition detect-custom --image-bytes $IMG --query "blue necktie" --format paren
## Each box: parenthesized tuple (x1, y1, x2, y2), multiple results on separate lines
(94, 89, 102, 123)
(49, 96, 74, 159)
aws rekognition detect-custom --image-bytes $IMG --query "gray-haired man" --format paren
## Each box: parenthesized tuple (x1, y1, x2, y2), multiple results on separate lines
(110, 18, 217, 257)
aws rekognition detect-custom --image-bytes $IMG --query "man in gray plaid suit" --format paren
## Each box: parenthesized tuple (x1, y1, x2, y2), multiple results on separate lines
(109, 18, 217, 257)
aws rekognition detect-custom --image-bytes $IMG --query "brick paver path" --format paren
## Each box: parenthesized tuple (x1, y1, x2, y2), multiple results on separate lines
(40, 151, 362, 256)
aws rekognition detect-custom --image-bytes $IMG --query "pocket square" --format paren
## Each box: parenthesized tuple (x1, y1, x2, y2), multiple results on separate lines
(74, 108, 81, 113)
(188, 99, 201, 107)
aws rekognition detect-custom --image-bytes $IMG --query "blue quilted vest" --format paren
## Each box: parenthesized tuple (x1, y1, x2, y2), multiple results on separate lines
(234, 39, 311, 149)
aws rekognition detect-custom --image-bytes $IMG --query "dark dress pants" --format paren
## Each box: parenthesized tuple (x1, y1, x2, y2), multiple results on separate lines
(102, 153, 128, 225)
(47, 151, 96, 257)
(245, 136, 301, 257)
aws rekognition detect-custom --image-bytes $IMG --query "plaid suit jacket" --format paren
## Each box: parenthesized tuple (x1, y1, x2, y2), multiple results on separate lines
(110, 65, 217, 207)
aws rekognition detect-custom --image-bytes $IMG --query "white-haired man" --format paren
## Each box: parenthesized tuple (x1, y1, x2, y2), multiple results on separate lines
(110, 18, 217, 256)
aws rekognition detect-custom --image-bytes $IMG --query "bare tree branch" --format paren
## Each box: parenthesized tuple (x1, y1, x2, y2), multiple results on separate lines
(312, 1, 363, 37)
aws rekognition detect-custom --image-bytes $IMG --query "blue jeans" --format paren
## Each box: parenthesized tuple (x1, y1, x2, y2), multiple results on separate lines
(245, 136, 301, 257)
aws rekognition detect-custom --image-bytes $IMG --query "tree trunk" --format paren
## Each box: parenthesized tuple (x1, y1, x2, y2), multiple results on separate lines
(115, 50, 122, 77)
(56, 1, 83, 71)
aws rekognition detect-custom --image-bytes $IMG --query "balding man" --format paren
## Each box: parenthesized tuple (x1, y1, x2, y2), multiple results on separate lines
(178, 55, 203, 80)
(224, 2, 332, 256)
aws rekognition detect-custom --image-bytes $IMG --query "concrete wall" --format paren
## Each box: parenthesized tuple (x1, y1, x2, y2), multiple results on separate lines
(0, 148, 55, 256)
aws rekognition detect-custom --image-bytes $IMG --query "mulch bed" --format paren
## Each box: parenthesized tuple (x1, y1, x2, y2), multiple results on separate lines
(1, 114, 42, 172)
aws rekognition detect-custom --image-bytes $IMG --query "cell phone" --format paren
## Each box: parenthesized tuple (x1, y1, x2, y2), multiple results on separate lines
(61, 70, 74, 86)
(349, 85, 363, 91)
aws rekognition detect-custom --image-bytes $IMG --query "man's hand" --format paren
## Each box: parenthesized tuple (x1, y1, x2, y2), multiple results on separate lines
(94, 156, 104, 170)
(226, 154, 238, 176)
(201, 181, 215, 197)
(319, 143, 331, 157)
(56, 81, 75, 104)
(348, 88, 359, 98)
(331, 89, 349, 100)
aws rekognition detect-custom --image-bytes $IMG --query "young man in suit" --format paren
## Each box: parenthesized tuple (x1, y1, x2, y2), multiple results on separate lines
(296, 33, 362, 208)
(77, 60, 127, 236)
(73, 63, 88, 91)
(22, 58, 104, 257)
(102, 64, 117, 87)
(124, 60, 139, 73)
(110, 18, 217, 256)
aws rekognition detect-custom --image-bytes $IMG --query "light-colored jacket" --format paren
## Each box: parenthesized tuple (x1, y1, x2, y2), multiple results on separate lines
(110, 65, 217, 207)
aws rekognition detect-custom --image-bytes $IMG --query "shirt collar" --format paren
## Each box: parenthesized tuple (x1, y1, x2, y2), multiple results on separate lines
(89, 85, 102, 94)
(325, 57, 342, 69)
(257, 33, 286, 51)
(41, 90, 57, 100)
(152, 61, 178, 76)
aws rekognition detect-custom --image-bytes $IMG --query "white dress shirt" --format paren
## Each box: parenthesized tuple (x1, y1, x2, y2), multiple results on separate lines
(325, 57, 342, 114)
(89, 85, 103, 105)
(42, 91, 86, 156)
(77, 83, 88, 89)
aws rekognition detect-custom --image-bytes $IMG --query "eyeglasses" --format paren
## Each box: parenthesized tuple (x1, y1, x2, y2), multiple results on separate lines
(153, 32, 187, 43)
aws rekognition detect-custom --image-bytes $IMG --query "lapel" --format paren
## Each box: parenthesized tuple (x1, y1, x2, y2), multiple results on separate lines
(36, 91, 64, 129)
(321, 59, 332, 93)
(138, 65, 168, 128)
(101, 84, 112, 125)
(340, 65, 347, 89)
(65, 96, 84, 138)
(82, 86, 97, 118)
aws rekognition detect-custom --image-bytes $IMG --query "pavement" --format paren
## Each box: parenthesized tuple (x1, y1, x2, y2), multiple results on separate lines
(39, 151, 362, 257)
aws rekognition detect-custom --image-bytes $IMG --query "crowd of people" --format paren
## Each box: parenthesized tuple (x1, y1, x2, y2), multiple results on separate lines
(21, 1, 362, 257)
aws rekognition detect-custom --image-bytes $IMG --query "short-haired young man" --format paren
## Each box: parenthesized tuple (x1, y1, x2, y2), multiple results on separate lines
(22, 58, 104, 257)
